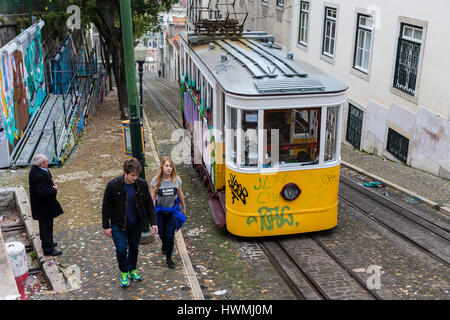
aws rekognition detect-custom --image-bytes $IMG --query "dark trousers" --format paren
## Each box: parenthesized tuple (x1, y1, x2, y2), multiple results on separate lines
(111, 223, 142, 273)
(159, 214, 176, 260)
(39, 218, 54, 254)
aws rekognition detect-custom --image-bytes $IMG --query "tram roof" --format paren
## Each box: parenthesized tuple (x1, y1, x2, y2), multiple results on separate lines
(180, 32, 348, 97)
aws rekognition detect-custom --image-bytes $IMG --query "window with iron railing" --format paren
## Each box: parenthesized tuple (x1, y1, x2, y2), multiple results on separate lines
(386, 128, 409, 163)
(393, 23, 423, 96)
(345, 103, 363, 150)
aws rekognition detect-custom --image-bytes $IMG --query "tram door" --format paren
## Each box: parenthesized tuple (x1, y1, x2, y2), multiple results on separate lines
(214, 88, 226, 190)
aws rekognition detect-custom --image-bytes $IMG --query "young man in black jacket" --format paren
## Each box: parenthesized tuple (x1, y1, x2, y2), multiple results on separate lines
(102, 158, 158, 287)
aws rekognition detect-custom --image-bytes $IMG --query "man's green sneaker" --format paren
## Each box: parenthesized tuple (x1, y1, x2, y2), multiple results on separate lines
(129, 270, 142, 282)
(120, 272, 130, 287)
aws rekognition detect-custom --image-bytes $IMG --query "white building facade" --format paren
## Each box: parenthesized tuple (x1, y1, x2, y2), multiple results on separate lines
(223, 0, 449, 178)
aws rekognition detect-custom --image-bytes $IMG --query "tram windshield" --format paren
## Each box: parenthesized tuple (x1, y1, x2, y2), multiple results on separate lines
(264, 108, 320, 167)
(228, 106, 340, 169)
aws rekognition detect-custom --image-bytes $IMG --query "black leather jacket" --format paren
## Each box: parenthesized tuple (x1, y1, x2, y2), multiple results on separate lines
(102, 175, 156, 230)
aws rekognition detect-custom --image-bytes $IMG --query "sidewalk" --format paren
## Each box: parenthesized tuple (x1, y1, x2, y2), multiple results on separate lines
(340, 143, 450, 214)
(27, 90, 194, 300)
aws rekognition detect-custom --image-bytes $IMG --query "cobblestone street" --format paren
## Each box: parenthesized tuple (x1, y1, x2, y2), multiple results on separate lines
(0, 77, 448, 302)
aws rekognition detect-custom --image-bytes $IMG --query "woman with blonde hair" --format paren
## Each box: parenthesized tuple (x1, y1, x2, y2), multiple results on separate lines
(150, 157, 186, 268)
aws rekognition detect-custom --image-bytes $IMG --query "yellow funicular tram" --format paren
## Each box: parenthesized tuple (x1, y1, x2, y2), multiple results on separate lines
(179, 20, 347, 237)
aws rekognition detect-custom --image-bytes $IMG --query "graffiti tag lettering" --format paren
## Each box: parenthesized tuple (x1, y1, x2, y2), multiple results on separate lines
(322, 175, 339, 185)
(247, 206, 296, 231)
(254, 176, 271, 190)
(228, 173, 248, 205)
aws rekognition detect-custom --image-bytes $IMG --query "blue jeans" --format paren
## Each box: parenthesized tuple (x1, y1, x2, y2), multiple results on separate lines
(111, 223, 141, 273)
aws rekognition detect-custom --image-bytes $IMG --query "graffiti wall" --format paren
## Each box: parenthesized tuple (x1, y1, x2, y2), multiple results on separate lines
(24, 26, 46, 116)
(0, 21, 47, 167)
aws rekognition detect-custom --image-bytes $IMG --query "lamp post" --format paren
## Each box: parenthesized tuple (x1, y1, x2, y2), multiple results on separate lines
(119, 0, 151, 241)
(134, 42, 147, 124)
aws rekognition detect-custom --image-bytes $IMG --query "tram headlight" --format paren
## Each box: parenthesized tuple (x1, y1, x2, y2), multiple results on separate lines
(281, 183, 300, 201)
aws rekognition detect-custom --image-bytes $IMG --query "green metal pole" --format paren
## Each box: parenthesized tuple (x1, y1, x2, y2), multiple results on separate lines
(119, 0, 150, 236)
(119, 0, 145, 179)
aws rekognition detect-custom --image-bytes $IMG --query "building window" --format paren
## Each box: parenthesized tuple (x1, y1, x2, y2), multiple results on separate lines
(322, 7, 337, 58)
(386, 128, 409, 163)
(345, 103, 363, 149)
(277, 0, 284, 7)
(393, 23, 423, 96)
(353, 14, 373, 73)
(262, 0, 268, 4)
(298, 1, 310, 46)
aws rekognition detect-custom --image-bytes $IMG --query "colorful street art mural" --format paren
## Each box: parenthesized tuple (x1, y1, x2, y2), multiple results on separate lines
(24, 27, 46, 116)
(0, 21, 47, 165)
(0, 21, 106, 168)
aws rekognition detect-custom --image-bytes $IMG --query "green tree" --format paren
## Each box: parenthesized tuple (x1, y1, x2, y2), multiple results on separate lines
(75, 0, 177, 119)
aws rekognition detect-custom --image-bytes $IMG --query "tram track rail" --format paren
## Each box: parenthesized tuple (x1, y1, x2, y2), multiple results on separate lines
(143, 80, 182, 129)
(339, 174, 450, 269)
(338, 196, 450, 269)
(340, 175, 450, 238)
(310, 234, 383, 300)
(258, 237, 382, 300)
(151, 75, 180, 92)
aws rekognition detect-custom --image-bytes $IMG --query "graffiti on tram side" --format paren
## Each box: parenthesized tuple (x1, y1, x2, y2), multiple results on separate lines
(247, 206, 297, 231)
(253, 174, 288, 205)
(322, 174, 339, 186)
(228, 173, 248, 205)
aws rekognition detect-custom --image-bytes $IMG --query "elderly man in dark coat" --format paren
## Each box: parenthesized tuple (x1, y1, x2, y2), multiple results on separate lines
(29, 154, 63, 256)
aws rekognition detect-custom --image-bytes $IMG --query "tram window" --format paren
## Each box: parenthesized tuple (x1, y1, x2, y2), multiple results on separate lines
(241, 110, 258, 167)
(186, 55, 190, 80)
(264, 108, 320, 166)
(197, 69, 201, 91)
(294, 110, 309, 134)
(201, 75, 205, 102)
(207, 83, 213, 124)
(230, 107, 238, 164)
(325, 106, 339, 162)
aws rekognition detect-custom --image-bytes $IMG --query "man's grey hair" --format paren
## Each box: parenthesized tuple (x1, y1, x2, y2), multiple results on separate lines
(33, 154, 48, 166)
